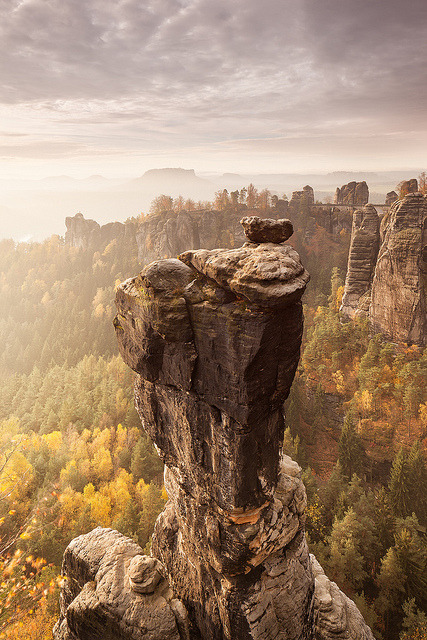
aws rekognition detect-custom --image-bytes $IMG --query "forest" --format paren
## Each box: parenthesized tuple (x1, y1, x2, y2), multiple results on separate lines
(0, 187, 426, 640)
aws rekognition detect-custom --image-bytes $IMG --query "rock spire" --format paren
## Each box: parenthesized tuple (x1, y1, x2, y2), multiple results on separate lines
(54, 218, 375, 640)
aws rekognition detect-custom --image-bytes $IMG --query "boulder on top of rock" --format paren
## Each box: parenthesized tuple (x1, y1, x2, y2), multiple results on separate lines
(240, 216, 293, 244)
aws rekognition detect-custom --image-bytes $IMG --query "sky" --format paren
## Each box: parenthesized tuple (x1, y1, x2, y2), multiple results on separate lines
(0, 0, 426, 179)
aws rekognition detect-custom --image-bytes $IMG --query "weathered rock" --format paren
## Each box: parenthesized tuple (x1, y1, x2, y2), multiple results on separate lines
(400, 178, 418, 195)
(65, 213, 100, 249)
(56, 217, 376, 640)
(289, 185, 314, 211)
(311, 556, 374, 640)
(179, 243, 309, 309)
(240, 216, 293, 244)
(53, 527, 189, 640)
(370, 192, 427, 345)
(65, 212, 136, 252)
(340, 204, 380, 320)
(334, 182, 369, 206)
(385, 191, 398, 206)
(128, 555, 163, 594)
(135, 209, 248, 264)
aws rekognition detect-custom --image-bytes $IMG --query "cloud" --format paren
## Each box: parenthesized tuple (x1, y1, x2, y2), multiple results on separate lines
(0, 0, 425, 171)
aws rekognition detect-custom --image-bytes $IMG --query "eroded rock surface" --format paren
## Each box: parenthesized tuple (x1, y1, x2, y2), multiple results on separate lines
(311, 557, 374, 640)
(370, 192, 427, 345)
(340, 204, 380, 320)
(56, 218, 376, 640)
(334, 182, 369, 206)
(65, 213, 137, 252)
(53, 527, 190, 640)
(240, 216, 293, 244)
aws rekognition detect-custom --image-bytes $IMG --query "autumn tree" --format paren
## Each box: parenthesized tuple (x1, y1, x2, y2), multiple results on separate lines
(149, 195, 173, 213)
(246, 183, 258, 209)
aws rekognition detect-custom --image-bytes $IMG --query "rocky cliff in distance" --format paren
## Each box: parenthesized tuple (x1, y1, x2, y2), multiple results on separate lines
(334, 181, 369, 206)
(65, 212, 137, 251)
(341, 191, 426, 345)
(340, 205, 380, 320)
(55, 217, 375, 640)
(370, 192, 427, 345)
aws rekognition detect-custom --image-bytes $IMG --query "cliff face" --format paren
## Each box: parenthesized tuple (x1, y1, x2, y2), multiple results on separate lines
(135, 208, 246, 264)
(65, 212, 136, 251)
(340, 204, 380, 320)
(340, 192, 426, 345)
(370, 192, 427, 345)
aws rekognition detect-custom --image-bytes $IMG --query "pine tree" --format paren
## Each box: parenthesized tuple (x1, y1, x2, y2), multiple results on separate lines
(338, 417, 366, 480)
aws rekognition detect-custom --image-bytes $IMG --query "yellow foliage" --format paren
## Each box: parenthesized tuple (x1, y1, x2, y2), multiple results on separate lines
(332, 370, 345, 394)
(335, 285, 344, 310)
(91, 447, 113, 482)
(41, 431, 62, 452)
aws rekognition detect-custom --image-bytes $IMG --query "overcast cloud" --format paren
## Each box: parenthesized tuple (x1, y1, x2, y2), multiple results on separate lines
(0, 0, 426, 176)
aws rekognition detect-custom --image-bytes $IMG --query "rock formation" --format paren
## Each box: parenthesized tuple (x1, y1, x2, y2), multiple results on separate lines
(53, 527, 190, 640)
(289, 185, 315, 211)
(399, 178, 418, 195)
(341, 192, 427, 345)
(55, 216, 375, 639)
(385, 191, 398, 206)
(65, 213, 100, 249)
(65, 212, 136, 251)
(340, 205, 380, 320)
(135, 208, 247, 264)
(334, 182, 369, 206)
(370, 192, 427, 345)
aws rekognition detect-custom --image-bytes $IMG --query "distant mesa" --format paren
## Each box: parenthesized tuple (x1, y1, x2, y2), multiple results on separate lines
(143, 168, 197, 178)
(128, 167, 212, 196)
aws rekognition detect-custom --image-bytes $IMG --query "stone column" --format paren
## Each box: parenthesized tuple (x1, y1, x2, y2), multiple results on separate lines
(115, 216, 314, 639)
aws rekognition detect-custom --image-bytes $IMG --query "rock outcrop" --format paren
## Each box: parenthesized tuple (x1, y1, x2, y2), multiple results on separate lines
(289, 185, 315, 211)
(385, 191, 398, 206)
(370, 192, 427, 345)
(334, 182, 369, 206)
(341, 192, 427, 345)
(55, 217, 375, 639)
(340, 205, 380, 320)
(65, 213, 100, 249)
(399, 178, 418, 195)
(135, 208, 247, 264)
(65, 213, 136, 251)
(53, 527, 190, 640)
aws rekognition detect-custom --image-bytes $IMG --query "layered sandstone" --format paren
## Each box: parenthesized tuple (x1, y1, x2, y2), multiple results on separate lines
(55, 217, 375, 640)
(53, 527, 190, 640)
(340, 205, 380, 320)
(334, 182, 369, 206)
(370, 192, 427, 345)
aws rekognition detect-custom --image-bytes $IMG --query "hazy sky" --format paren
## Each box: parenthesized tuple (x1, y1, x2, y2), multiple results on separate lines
(1, 0, 426, 179)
